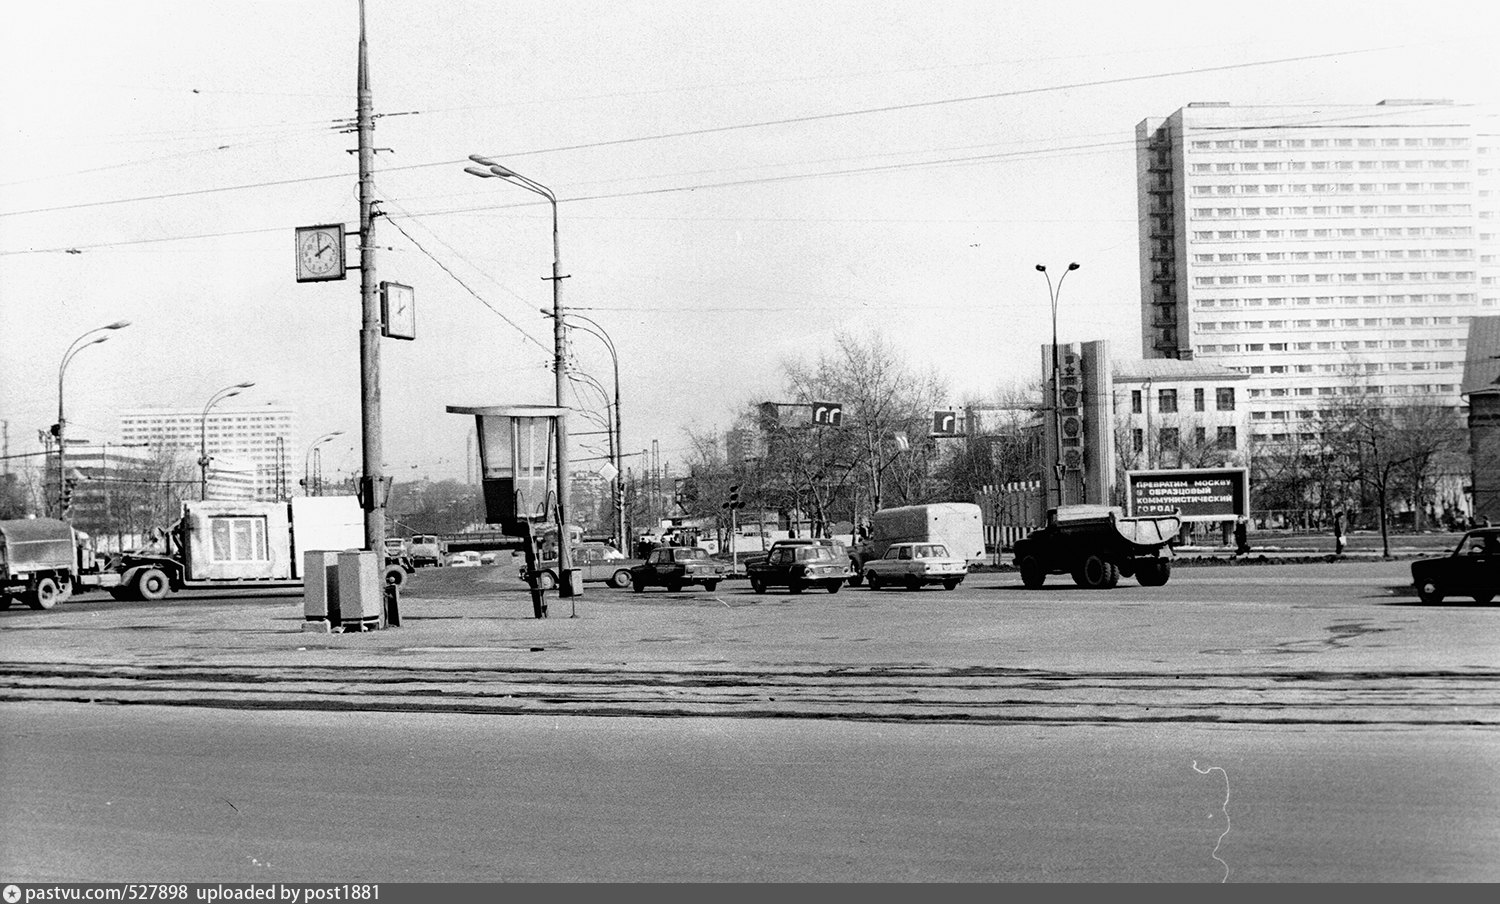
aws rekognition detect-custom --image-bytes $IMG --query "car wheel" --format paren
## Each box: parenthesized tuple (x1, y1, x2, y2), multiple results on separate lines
(29, 577, 61, 610)
(609, 570, 632, 589)
(703, 580, 719, 592)
(632, 577, 646, 594)
(1415, 580, 1443, 604)
(750, 577, 766, 594)
(846, 563, 864, 587)
(942, 579, 960, 591)
(1473, 593, 1494, 605)
(135, 568, 170, 601)
(667, 582, 682, 592)
(0, 595, 12, 610)
(866, 572, 882, 591)
(788, 580, 804, 595)
(826, 581, 841, 594)
(905, 574, 921, 592)
(1019, 556, 1045, 589)
(535, 570, 557, 591)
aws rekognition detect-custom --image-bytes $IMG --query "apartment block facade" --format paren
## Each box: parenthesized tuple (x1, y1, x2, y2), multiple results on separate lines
(1137, 100, 1499, 444)
(118, 406, 297, 501)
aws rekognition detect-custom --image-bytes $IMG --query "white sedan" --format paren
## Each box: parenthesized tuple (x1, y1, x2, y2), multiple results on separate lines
(863, 542, 968, 591)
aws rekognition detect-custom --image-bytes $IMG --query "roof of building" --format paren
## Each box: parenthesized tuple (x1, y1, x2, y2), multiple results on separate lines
(1461, 316, 1500, 397)
(1111, 358, 1248, 383)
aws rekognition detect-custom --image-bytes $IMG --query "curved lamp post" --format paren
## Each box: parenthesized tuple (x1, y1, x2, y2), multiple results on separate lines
(553, 310, 624, 548)
(199, 381, 255, 500)
(57, 320, 131, 517)
(1036, 262, 1080, 508)
(465, 155, 575, 600)
(304, 431, 345, 497)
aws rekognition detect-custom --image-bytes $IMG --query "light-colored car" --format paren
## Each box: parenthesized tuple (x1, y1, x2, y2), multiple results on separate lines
(518, 542, 646, 590)
(446, 550, 481, 568)
(863, 542, 968, 591)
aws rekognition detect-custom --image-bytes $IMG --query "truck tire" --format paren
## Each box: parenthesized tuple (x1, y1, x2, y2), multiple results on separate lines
(1136, 559, 1171, 587)
(846, 560, 864, 587)
(383, 564, 407, 588)
(1075, 555, 1119, 590)
(1019, 556, 1045, 589)
(535, 570, 557, 591)
(703, 580, 720, 592)
(135, 568, 170, 601)
(29, 577, 61, 610)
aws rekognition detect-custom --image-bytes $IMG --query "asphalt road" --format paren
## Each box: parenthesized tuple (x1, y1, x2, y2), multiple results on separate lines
(1, 559, 1496, 881)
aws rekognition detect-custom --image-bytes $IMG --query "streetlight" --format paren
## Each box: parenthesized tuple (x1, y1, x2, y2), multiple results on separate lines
(304, 431, 345, 497)
(465, 155, 576, 600)
(200, 381, 255, 500)
(1036, 262, 1080, 509)
(57, 320, 130, 518)
(550, 309, 624, 549)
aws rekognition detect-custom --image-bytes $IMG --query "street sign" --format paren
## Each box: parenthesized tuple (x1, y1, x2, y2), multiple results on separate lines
(931, 409, 958, 436)
(811, 402, 843, 426)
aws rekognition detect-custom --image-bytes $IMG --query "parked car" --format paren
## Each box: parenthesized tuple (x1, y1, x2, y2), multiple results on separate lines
(1411, 527, 1499, 604)
(445, 550, 481, 568)
(628, 545, 726, 593)
(520, 542, 645, 590)
(863, 542, 968, 591)
(746, 543, 851, 594)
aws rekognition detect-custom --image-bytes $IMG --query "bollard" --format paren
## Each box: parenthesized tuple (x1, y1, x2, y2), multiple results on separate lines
(302, 550, 343, 632)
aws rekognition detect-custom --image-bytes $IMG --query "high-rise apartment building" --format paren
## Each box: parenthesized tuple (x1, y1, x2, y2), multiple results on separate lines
(118, 406, 297, 501)
(1137, 100, 1499, 443)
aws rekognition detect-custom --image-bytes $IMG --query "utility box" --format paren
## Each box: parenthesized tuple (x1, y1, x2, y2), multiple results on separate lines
(336, 549, 382, 631)
(301, 549, 344, 632)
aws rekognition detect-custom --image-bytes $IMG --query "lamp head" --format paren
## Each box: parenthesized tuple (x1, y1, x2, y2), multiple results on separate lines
(1067, 262, 1080, 271)
(468, 154, 498, 167)
(1035, 264, 1046, 272)
(235, 381, 256, 389)
(106, 320, 131, 330)
(463, 166, 496, 179)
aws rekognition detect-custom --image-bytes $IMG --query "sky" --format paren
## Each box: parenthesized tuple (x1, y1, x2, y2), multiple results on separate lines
(3, 0, 1498, 485)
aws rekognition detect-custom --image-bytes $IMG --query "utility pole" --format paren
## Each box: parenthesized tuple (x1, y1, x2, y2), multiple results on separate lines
(355, 0, 385, 553)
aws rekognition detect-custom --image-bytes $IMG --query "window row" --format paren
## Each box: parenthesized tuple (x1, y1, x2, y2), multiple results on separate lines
(1189, 137, 1469, 151)
(1130, 426, 1239, 455)
(1191, 182, 1472, 196)
(1190, 158, 1470, 172)
(1193, 271, 1475, 286)
(1214, 360, 1461, 374)
(1194, 296, 1474, 309)
(1193, 249, 1473, 263)
(1191, 205, 1471, 218)
(1191, 226, 1471, 240)
(1128, 387, 1236, 414)
(1200, 321, 1464, 335)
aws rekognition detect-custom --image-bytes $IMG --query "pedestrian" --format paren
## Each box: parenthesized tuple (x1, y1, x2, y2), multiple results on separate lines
(1334, 510, 1347, 556)
(1234, 518, 1250, 555)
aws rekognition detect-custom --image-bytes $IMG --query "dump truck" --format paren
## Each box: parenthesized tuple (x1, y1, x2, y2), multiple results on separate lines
(847, 502, 987, 586)
(1011, 504, 1180, 589)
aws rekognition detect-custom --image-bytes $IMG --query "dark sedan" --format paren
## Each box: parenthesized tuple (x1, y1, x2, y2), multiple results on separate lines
(1411, 528, 1499, 604)
(629, 546, 727, 593)
(745, 543, 851, 594)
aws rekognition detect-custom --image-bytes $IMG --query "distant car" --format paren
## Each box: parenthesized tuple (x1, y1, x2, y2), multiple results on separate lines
(446, 550, 481, 568)
(746, 543, 851, 594)
(519, 542, 645, 590)
(1411, 528, 1499, 604)
(863, 542, 968, 591)
(479, 552, 498, 566)
(628, 546, 726, 593)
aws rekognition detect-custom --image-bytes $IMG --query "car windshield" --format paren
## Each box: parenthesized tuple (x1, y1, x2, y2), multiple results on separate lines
(673, 547, 708, 562)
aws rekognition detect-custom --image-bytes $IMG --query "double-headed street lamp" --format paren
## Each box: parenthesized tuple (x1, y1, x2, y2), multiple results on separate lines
(1036, 262, 1080, 508)
(465, 155, 576, 598)
(553, 310, 624, 548)
(200, 381, 255, 500)
(304, 431, 345, 497)
(57, 320, 131, 518)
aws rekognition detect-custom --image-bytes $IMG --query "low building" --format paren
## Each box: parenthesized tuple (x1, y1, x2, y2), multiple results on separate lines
(1111, 358, 1252, 473)
(1463, 317, 1500, 521)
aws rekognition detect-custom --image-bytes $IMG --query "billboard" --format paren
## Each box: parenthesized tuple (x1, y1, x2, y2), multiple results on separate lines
(1126, 468, 1249, 522)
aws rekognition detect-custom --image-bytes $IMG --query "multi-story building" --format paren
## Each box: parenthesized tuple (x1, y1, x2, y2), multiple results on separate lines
(1111, 358, 1251, 473)
(1137, 99, 1499, 443)
(1463, 316, 1500, 521)
(118, 406, 296, 502)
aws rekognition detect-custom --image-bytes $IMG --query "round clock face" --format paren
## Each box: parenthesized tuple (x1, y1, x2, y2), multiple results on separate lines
(299, 229, 341, 277)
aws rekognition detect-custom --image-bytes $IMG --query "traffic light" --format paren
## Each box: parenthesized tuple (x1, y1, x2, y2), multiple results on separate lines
(728, 485, 741, 509)
(1058, 352, 1084, 470)
(60, 478, 76, 514)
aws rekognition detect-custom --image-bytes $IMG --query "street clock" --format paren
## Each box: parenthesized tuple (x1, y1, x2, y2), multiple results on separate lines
(381, 282, 416, 340)
(294, 224, 347, 282)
